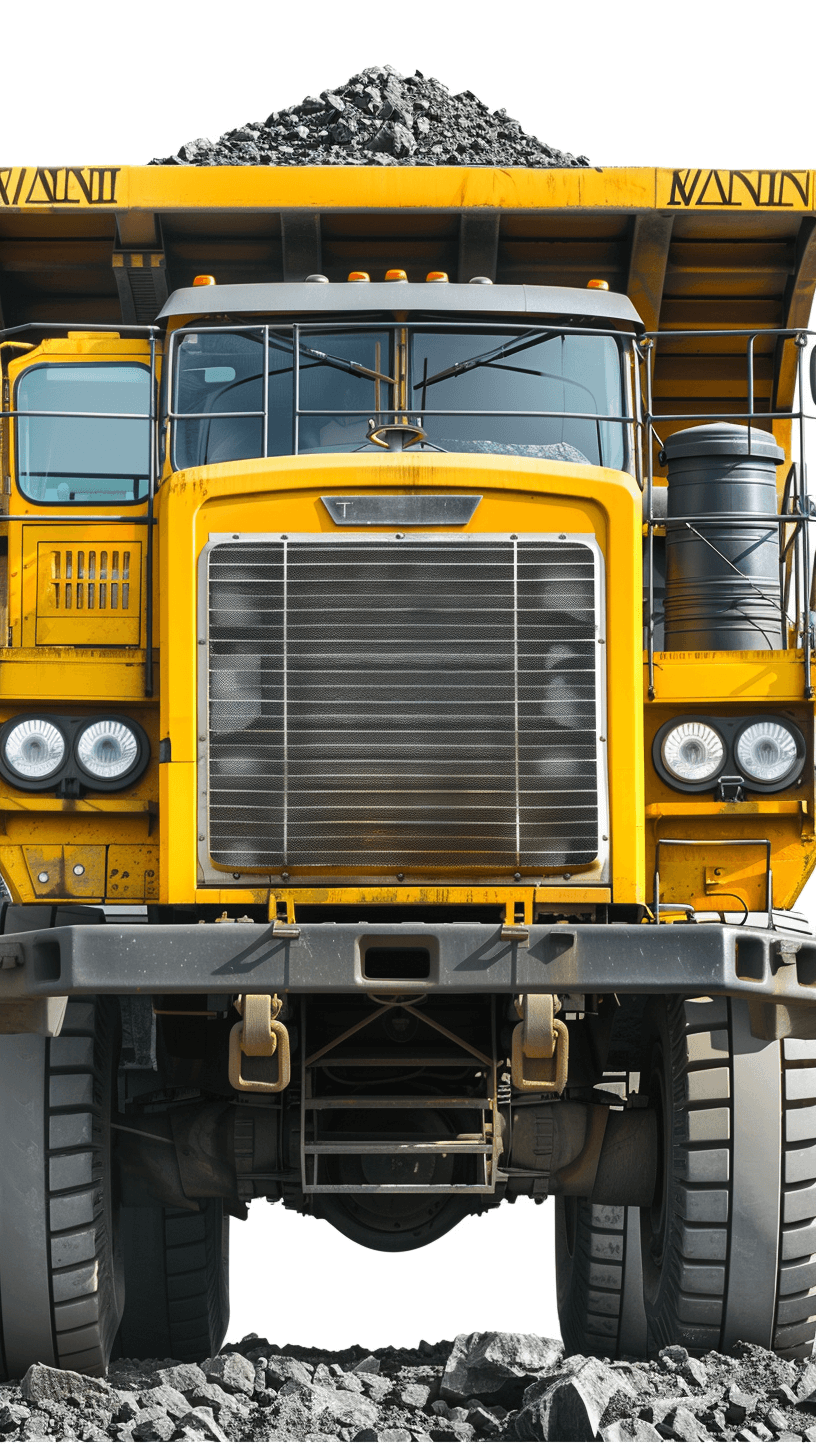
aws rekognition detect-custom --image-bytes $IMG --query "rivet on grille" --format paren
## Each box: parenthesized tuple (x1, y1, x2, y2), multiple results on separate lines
(72, 864, 85, 877)
(232, 873, 241, 880)
(38, 872, 49, 884)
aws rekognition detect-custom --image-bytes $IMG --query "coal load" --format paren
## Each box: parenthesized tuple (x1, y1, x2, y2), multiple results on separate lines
(3, 1334, 816, 1441)
(149, 65, 589, 169)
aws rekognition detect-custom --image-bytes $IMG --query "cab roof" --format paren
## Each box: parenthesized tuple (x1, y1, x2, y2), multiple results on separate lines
(158, 280, 644, 331)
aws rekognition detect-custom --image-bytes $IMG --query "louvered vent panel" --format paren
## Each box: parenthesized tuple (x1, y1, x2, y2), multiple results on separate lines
(206, 537, 601, 870)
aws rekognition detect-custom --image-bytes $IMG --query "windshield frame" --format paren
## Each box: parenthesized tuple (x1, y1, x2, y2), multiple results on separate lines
(166, 317, 636, 474)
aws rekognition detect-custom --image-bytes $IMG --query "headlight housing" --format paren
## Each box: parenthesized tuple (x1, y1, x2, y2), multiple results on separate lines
(0, 712, 149, 792)
(654, 714, 806, 794)
(660, 721, 726, 784)
(1, 718, 67, 781)
(76, 719, 140, 781)
(735, 719, 804, 786)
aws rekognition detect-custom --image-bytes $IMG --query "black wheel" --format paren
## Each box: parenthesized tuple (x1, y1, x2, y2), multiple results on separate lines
(114, 1201, 230, 1361)
(555, 1197, 647, 1356)
(0, 998, 124, 1377)
(639, 994, 816, 1359)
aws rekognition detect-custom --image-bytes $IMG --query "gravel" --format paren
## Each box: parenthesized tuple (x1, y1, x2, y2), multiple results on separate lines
(149, 65, 589, 170)
(5, 1335, 816, 1441)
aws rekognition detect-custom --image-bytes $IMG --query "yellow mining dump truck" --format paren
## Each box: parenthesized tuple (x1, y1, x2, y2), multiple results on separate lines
(0, 162, 815, 1373)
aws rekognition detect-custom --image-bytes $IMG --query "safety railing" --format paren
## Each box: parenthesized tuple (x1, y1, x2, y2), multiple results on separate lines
(164, 319, 640, 472)
(3, 319, 816, 703)
(640, 328, 816, 702)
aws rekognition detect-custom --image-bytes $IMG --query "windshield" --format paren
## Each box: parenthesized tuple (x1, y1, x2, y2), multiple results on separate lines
(15, 363, 151, 504)
(410, 330, 624, 468)
(171, 324, 627, 470)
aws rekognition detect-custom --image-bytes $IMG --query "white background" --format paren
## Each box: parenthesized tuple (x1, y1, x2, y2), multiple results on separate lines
(4, 0, 816, 1353)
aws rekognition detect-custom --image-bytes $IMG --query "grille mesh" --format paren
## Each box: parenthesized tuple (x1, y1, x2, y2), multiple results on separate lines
(206, 538, 600, 869)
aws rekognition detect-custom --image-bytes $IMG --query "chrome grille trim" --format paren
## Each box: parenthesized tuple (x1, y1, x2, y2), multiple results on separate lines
(199, 533, 607, 878)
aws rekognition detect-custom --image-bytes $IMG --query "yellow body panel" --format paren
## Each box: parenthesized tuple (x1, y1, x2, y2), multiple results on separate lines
(158, 453, 644, 905)
(0, 164, 811, 217)
(644, 654, 814, 911)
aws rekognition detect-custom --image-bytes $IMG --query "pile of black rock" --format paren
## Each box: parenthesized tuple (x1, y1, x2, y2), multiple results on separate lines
(149, 65, 589, 169)
(3, 1332, 816, 1441)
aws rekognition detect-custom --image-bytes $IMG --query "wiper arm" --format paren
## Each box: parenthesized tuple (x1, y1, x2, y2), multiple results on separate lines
(412, 330, 559, 390)
(299, 343, 395, 387)
(482, 361, 602, 410)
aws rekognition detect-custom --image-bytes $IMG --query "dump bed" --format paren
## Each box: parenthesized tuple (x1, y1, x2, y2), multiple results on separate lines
(1, 164, 814, 424)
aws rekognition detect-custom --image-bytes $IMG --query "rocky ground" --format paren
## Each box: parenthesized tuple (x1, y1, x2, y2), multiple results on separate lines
(4, 1333, 816, 1441)
(149, 65, 589, 169)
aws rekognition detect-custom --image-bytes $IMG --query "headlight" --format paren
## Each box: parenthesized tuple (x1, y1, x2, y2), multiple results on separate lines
(735, 720, 798, 784)
(2, 718, 66, 779)
(661, 721, 725, 783)
(76, 719, 139, 780)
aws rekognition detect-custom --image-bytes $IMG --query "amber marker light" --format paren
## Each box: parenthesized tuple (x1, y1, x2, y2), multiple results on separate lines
(193, 274, 216, 286)
(426, 271, 449, 283)
(587, 279, 610, 290)
(348, 271, 370, 282)
(385, 269, 408, 282)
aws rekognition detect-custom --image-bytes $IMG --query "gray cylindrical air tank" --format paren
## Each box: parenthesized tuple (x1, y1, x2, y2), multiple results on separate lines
(662, 422, 784, 650)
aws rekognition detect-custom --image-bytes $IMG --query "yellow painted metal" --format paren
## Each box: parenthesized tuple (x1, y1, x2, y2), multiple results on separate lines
(23, 530, 145, 647)
(0, 165, 810, 217)
(159, 452, 644, 905)
(23, 843, 107, 898)
(646, 650, 807, 703)
(267, 884, 613, 925)
(644, 656, 815, 909)
(34, 539, 142, 646)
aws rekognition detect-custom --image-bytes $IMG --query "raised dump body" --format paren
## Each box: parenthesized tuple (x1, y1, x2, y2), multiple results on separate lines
(0, 163, 815, 1373)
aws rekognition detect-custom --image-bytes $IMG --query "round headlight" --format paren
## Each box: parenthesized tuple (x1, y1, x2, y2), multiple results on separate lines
(2, 718, 66, 779)
(661, 721, 725, 783)
(735, 720, 799, 783)
(76, 719, 139, 780)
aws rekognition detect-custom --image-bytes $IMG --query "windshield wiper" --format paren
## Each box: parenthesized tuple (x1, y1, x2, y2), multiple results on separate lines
(298, 343, 395, 387)
(412, 330, 559, 391)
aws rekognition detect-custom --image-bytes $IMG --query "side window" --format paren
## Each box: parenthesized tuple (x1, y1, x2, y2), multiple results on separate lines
(15, 363, 150, 504)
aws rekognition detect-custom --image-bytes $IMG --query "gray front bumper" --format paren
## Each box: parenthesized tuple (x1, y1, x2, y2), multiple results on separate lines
(0, 920, 815, 1004)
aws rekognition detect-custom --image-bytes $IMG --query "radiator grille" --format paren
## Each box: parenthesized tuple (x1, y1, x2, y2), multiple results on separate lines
(205, 537, 601, 870)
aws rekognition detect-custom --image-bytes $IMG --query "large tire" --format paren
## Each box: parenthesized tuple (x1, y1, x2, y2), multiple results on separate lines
(0, 998, 123, 1377)
(555, 1198, 647, 1357)
(114, 1202, 230, 1361)
(640, 994, 816, 1359)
